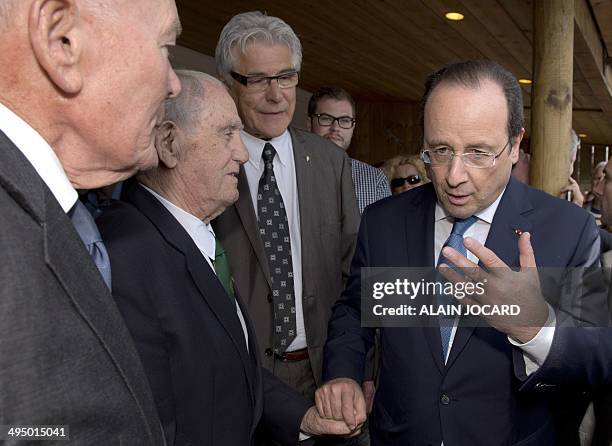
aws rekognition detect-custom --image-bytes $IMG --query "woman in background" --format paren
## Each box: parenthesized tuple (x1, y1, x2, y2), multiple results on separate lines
(381, 154, 430, 195)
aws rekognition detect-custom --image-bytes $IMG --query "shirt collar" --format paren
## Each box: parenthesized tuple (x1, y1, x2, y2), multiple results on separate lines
(242, 129, 291, 169)
(0, 102, 78, 213)
(435, 186, 507, 225)
(140, 184, 216, 260)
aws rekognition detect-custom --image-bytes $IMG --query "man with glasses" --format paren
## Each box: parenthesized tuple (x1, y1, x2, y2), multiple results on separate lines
(318, 60, 610, 446)
(212, 11, 360, 420)
(307, 86, 391, 214)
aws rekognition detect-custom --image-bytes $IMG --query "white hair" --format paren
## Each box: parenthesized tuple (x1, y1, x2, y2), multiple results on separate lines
(215, 11, 302, 84)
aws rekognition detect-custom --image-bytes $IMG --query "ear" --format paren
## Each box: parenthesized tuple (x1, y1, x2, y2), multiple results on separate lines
(510, 128, 525, 164)
(155, 121, 181, 169)
(29, 0, 83, 94)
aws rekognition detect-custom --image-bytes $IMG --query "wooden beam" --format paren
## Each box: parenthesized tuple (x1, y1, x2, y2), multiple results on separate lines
(574, 0, 612, 118)
(530, 0, 574, 194)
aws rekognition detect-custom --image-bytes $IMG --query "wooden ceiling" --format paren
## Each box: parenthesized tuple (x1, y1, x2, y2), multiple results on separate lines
(176, 0, 612, 145)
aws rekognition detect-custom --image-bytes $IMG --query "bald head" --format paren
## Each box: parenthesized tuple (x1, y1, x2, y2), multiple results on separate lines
(141, 69, 248, 222)
(163, 70, 224, 134)
(0, 0, 181, 189)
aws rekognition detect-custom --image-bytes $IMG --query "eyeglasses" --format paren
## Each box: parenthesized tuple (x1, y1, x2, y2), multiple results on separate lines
(230, 70, 299, 92)
(421, 140, 512, 169)
(390, 175, 421, 189)
(310, 113, 356, 129)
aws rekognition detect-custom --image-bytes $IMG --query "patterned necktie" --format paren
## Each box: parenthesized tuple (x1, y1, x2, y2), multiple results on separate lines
(256, 143, 296, 354)
(437, 215, 478, 360)
(69, 200, 112, 290)
(213, 237, 235, 301)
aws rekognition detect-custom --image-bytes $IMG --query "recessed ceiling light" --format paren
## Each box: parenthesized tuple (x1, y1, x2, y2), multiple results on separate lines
(445, 12, 464, 21)
(518, 78, 532, 85)
(579, 133, 588, 138)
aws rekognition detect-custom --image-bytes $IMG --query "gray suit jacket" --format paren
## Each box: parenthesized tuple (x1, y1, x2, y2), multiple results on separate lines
(0, 131, 164, 445)
(213, 127, 360, 386)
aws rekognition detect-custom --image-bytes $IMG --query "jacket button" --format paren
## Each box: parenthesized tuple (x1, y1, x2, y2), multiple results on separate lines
(440, 394, 450, 405)
(265, 348, 273, 357)
(267, 293, 273, 303)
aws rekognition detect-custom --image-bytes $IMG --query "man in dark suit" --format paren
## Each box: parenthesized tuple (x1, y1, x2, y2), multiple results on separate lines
(318, 60, 612, 445)
(98, 70, 355, 446)
(212, 11, 360, 403)
(0, 0, 181, 443)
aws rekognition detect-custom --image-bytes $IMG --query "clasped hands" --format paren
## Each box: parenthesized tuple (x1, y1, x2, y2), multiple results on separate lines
(301, 378, 367, 437)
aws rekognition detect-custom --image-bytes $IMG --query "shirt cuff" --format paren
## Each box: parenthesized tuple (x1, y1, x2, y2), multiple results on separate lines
(299, 433, 311, 441)
(508, 303, 556, 375)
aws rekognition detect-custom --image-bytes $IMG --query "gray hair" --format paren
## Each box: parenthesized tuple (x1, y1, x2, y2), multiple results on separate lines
(215, 11, 302, 84)
(570, 128, 580, 162)
(163, 70, 221, 132)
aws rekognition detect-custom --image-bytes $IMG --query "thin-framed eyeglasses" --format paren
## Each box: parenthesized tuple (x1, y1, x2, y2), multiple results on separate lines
(230, 70, 299, 92)
(310, 113, 356, 129)
(421, 139, 512, 169)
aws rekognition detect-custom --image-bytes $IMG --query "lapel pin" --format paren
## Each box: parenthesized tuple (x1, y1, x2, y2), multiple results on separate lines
(306, 155, 310, 162)
(514, 228, 523, 236)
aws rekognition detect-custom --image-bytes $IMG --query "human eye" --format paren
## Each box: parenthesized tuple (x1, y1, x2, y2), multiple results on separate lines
(432, 146, 452, 156)
(318, 114, 334, 125)
(246, 76, 268, 88)
(338, 117, 354, 127)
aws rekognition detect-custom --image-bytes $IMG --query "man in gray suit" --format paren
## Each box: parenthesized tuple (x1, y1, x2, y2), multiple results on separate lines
(0, 0, 181, 443)
(213, 11, 360, 404)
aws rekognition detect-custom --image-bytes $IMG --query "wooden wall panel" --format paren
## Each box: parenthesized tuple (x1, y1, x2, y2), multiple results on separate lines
(349, 101, 422, 165)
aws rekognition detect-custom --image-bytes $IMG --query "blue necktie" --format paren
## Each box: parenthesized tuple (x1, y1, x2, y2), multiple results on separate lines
(70, 200, 112, 290)
(437, 215, 478, 360)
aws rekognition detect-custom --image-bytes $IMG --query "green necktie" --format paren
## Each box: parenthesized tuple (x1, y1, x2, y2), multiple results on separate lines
(213, 238, 235, 301)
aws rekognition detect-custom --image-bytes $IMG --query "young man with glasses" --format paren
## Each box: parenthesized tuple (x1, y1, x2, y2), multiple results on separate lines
(319, 60, 610, 446)
(307, 86, 391, 214)
(212, 13, 361, 437)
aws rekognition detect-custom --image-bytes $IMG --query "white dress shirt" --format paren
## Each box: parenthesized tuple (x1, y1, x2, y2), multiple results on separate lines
(142, 184, 249, 350)
(241, 129, 306, 351)
(0, 102, 77, 212)
(434, 189, 555, 374)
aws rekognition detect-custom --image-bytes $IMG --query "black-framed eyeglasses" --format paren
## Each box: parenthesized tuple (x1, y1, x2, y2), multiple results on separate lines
(421, 139, 512, 169)
(390, 175, 421, 189)
(230, 70, 299, 92)
(310, 113, 355, 129)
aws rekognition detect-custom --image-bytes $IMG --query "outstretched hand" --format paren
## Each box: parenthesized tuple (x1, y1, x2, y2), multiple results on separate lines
(439, 232, 549, 343)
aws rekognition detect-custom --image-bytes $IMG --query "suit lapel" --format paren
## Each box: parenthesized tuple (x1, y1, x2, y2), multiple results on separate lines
(445, 177, 533, 369)
(234, 167, 273, 289)
(125, 184, 257, 401)
(0, 134, 160, 440)
(290, 128, 314, 297)
(408, 185, 447, 373)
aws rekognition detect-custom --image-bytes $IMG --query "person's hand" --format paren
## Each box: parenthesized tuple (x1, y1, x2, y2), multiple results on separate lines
(439, 232, 548, 343)
(300, 405, 356, 437)
(362, 380, 376, 414)
(314, 378, 367, 433)
(559, 177, 585, 207)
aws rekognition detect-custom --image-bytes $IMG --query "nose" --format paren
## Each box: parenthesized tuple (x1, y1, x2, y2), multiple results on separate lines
(168, 67, 182, 98)
(234, 135, 249, 165)
(446, 154, 468, 187)
(265, 79, 283, 102)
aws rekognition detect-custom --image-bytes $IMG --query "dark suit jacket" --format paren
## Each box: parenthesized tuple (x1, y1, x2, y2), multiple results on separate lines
(213, 127, 360, 385)
(97, 182, 311, 446)
(0, 131, 164, 444)
(324, 177, 612, 446)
